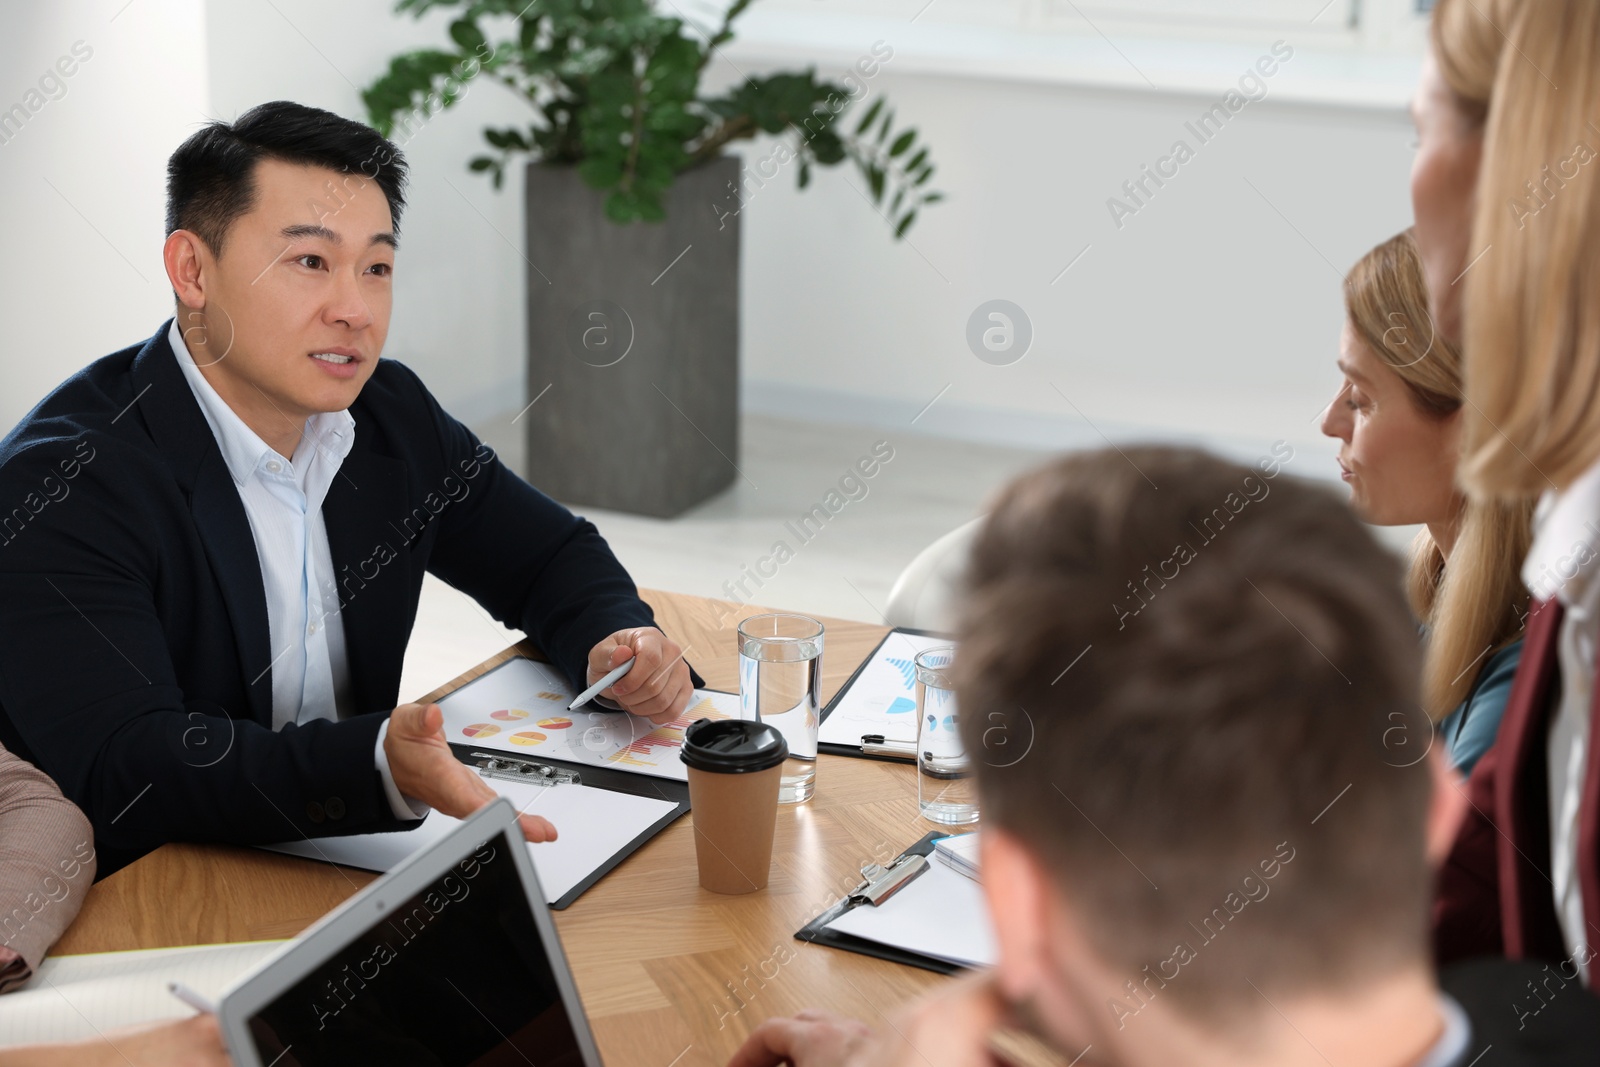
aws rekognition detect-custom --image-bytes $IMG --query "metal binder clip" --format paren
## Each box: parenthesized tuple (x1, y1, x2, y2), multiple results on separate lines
(848, 853, 929, 906)
(470, 752, 581, 786)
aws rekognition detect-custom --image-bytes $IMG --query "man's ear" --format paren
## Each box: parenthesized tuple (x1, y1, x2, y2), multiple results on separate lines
(163, 229, 210, 309)
(1424, 745, 1469, 866)
(980, 827, 1056, 1004)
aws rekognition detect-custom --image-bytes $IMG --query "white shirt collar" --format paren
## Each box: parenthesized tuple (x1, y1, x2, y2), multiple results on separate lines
(1521, 455, 1600, 605)
(167, 317, 355, 486)
(1417, 993, 1471, 1067)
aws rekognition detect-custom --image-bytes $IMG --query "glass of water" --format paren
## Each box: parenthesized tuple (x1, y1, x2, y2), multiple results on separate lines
(738, 613, 823, 804)
(915, 646, 979, 825)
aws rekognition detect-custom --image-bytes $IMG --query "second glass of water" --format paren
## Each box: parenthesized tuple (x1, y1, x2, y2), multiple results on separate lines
(916, 646, 979, 825)
(738, 613, 823, 803)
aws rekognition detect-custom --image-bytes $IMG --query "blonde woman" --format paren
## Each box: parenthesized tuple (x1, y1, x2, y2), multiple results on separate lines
(1321, 230, 1532, 774)
(1421, 0, 1600, 978)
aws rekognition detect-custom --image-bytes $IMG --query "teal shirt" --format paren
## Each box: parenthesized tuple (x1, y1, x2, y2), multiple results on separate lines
(1439, 638, 1524, 775)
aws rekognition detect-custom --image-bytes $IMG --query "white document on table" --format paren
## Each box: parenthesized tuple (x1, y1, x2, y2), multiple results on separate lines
(817, 629, 954, 748)
(0, 941, 286, 1044)
(434, 657, 740, 782)
(263, 777, 678, 904)
(825, 857, 997, 968)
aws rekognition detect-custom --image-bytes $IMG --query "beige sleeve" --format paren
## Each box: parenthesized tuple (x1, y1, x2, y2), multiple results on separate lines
(0, 744, 97, 993)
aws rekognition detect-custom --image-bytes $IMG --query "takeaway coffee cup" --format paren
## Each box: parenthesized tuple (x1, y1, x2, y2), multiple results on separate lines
(681, 718, 789, 894)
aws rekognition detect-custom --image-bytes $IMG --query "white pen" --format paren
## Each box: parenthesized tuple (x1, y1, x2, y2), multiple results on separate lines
(567, 656, 637, 710)
(168, 980, 217, 1014)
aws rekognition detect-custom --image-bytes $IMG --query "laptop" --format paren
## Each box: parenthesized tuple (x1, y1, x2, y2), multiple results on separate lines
(217, 798, 604, 1066)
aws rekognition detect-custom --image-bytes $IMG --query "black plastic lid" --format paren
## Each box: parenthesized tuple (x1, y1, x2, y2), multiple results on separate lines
(680, 718, 789, 774)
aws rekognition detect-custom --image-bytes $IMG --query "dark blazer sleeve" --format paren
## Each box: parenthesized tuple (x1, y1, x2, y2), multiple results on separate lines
(1433, 742, 1508, 967)
(382, 362, 703, 692)
(0, 438, 411, 857)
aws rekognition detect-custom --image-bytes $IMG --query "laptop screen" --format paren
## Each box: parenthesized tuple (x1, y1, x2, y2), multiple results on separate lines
(241, 828, 588, 1066)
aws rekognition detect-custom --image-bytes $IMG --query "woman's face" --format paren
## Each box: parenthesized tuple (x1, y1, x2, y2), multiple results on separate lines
(1321, 320, 1464, 527)
(1410, 45, 1484, 344)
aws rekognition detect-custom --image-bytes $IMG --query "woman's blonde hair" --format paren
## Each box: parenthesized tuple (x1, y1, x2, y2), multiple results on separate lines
(1345, 230, 1532, 718)
(1433, 0, 1600, 496)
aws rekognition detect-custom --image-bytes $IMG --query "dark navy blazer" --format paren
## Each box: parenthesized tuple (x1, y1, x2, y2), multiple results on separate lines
(0, 320, 686, 875)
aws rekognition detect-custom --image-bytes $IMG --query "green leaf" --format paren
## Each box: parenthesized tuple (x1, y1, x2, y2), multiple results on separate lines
(604, 191, 639, 223)
(867, 165, 885, 203)
(894, 210, 917, 239)
(905, 147, 928, 173)
(914, 164, 935, 186)
(877, 108, 894, 144)
(922, 192, 946, 204)
(449, 19, 486, 53)
(854, 97, 884, 136)
(578, 156, 625, 188)
(469, 156, 496, 171)
(798, 160, 811, 189)
(889, 129, 916, 157)
(492, 166, 504, 191)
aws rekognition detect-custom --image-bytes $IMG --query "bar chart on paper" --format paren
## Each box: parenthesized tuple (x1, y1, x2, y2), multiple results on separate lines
(437, 658, 740, 782)
(818, 629, 953, 748)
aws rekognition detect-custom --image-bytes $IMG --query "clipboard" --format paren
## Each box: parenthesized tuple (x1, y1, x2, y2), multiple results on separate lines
(432, 655, 709, 906)
(818, 626, 952, 760)
(264, 659, 699, 909)
(794, 831, 968, 976)
(447, 745, 690, 908)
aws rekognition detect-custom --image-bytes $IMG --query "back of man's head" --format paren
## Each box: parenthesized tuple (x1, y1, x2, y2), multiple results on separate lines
(954, 445, 1432, 1027)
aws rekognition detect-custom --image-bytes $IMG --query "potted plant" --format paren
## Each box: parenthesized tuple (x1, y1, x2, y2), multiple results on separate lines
(364, 0, 942, 517)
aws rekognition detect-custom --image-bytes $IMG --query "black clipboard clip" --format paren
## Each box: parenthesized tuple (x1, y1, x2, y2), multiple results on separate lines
(470, 751, 582, 786)
(848, 852, 929, 906)
(794, 831, 962, 975)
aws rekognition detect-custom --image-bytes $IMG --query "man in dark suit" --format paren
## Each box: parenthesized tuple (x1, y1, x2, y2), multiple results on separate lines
(0, 101, 698, 877)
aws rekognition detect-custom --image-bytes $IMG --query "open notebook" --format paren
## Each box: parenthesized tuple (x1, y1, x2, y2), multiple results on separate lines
(0, 941, 285, 1045)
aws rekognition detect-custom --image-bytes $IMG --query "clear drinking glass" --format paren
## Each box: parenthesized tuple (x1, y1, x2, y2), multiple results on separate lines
(915, 646, 979, 825)
(737, 613, 824, 803)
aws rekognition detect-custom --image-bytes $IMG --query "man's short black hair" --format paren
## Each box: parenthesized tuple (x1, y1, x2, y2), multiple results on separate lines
(165, 100, 408, 259)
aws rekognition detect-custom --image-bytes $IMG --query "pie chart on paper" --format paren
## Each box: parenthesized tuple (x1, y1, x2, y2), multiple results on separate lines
(490, 709, 529, 721)
(461, 723, 501, 739)
(509, 731, 548, 747)
(536, 717, 573, 730)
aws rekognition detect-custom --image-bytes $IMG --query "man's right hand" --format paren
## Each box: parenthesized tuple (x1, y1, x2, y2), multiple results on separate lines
(384, 703, 557, 844)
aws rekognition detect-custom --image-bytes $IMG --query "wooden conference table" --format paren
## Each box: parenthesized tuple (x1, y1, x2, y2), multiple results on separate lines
(53, 591, 952, 1065)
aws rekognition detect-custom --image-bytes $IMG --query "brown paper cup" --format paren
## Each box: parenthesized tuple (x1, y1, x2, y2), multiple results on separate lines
(686, 762, 783, 894)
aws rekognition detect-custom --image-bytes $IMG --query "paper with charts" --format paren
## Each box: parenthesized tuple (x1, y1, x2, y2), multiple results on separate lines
(437, 657, 740, 782)
(817, 629, 954, 748)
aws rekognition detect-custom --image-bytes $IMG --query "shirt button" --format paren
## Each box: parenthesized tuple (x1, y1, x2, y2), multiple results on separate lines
(265, 460, 282, 473)
(308, 622, 318, 636)
(305, 801, 326, 824)
(326, 796, 346, 820)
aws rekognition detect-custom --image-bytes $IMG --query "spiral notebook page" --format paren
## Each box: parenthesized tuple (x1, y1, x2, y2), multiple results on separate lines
(0, 940, 286, 1044)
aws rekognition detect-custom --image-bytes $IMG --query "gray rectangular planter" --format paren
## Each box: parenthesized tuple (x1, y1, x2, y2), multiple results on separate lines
(523, 157, 740, 518)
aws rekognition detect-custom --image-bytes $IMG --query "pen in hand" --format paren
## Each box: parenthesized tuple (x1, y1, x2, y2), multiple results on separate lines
(568, 656, 637, 711)
(168, 980, 217, 1014)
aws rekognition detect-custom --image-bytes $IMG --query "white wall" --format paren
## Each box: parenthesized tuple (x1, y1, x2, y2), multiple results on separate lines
(0, 0, 209, 431)
(729, 62, 1416, 472)
(2, 0, 1419, 478)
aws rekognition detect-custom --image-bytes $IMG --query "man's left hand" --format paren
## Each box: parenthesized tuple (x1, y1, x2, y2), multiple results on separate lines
(586, 627, 692, 724)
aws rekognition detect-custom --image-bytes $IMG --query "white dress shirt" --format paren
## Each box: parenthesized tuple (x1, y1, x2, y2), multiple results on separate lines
(169, 321, 424, 821)
(1521, 455, 1600, 984)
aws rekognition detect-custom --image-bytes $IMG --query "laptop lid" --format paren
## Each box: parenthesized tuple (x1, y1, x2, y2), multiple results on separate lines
(216, 798, 603, 1066)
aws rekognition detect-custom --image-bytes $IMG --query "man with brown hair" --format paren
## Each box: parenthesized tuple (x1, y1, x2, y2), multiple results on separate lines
(729, 446, 1599, 1067)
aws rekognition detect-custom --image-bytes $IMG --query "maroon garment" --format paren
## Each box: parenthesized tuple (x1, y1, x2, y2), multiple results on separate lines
(1434, 596, 1600, 968)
